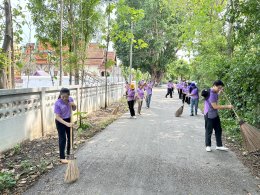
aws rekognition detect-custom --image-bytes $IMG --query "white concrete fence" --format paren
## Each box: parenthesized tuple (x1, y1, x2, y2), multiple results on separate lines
(0, 83, 125, 152)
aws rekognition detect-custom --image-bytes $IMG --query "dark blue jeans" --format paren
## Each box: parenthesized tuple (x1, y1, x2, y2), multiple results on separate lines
(146, 94, 152, 108)
(191, 98, 199, 114)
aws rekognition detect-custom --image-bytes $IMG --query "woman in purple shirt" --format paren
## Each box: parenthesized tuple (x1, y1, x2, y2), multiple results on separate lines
(54, 88, 76, 164)
(189, 83, 199, 116)
(127, 83, 136, 118)
(165, 80, 173, 98)
(204, 80, 233, 152)
(182, 83, 188, 104)
(136, 83, 145, 115)
(145, 81, 154, 108)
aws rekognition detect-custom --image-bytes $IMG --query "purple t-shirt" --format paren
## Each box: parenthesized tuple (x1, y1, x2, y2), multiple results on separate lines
(145, 82, 153, 95)
(204, 89, 218, 119)
(190, 88, 199, 99)
(137, 88, 144, 99)
(127, 89, 135, 101)
(54, 97, 74, 119)
(167, 82, 173, 88)
(182, 86, 188, 94)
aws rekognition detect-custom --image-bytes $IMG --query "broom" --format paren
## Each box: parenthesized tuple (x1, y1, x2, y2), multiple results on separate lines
(64, 108, 80, 183)
(224, 93, 260, 153)
(175, 104, 184, 117)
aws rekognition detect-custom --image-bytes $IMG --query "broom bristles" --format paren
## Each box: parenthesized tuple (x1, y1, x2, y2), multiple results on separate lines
(175, 105, 184, 117)
(64, 159, 80, 183)
(240, 122, 260, 153)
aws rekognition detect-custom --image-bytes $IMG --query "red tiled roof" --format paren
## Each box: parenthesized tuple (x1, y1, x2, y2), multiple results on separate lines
(86, 59, 104, 66)
(107, 52, 116, 61)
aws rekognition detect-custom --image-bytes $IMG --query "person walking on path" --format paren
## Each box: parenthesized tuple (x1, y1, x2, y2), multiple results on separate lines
(145, 81, 154, 108)
(189, 83, 199, 116)
(176, 81, 182, 99)
(127, 83, 136, 119)
(136, 83, 145, 115)
(204, 80, 233, 152)
(165, 80, 173, 98)
(182, 82, 189, 104)
(54, 88, 76, 164)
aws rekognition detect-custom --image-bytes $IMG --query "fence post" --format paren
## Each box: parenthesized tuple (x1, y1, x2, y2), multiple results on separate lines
(40, 89, 46, 137)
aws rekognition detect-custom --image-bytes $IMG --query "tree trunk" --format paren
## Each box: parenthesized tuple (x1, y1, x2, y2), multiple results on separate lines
(226, 0, 234, 57)
(0, 0, 12, 89)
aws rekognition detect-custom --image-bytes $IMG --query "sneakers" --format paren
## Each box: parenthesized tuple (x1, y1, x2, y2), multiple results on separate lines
(206, 146, 212, 152)
(133, 116, 137, 119)
(216, 146, 229, 151)
(206, 146, 229, 152)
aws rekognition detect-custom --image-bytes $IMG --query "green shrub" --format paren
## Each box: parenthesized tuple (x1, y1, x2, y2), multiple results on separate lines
(0, 172, 16, 191)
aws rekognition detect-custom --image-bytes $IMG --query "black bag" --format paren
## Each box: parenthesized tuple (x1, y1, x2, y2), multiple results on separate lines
(201, 88, 210, 100)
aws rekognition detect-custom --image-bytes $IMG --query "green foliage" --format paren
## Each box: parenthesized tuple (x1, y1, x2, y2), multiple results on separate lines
(113, 0, 181, 81)
(0, 172, 16, 191)
(37, 160, 48, 173)
(13, 144, 21, 155)
(20, 160, 34, 172)
(166, 59, 191, 81)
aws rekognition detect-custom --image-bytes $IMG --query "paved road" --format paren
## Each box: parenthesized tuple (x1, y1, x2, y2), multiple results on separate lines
(24, 87, 259, 195)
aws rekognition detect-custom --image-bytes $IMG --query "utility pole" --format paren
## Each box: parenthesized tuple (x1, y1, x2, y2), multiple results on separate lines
(129, 21, 133, 83)
(104, 1, 112, 109)
(59, 0, 63, 86)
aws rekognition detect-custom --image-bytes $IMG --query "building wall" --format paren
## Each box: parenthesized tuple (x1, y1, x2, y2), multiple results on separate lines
(0, 83, 125, 152)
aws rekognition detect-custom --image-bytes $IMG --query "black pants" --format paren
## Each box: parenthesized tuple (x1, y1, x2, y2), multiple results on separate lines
(166, 88, 173, 98)
(55, 118, 71, 159)
(128, 100, 135, 116)
(182, 94, 186, 104)
(204, 115, 223, 147)
(179, 89, 183, 99)
(186, 97, 191, 105)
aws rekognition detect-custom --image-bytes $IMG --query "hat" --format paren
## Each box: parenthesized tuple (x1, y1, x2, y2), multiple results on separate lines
(190, 83, 196, 87)
(130, 83, 135, 89)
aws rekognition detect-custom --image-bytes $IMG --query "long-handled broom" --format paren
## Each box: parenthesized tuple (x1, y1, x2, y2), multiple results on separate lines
(224, 93, 260, 153)
(64, 109, 79, 183)
(175, 104, 184, 117)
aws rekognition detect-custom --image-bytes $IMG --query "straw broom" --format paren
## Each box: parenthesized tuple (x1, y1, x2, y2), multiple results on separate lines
(224, 93, 260, 153)
(64, 108, 79, 183)
(175, 104, 184, 117)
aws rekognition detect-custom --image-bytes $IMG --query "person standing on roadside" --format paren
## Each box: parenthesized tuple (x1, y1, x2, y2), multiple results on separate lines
(127, 83, 136, 119)
(54, 88, 76, 164)
(136, 83, 145, 115)
(145, 80, 154, 108)
(165, 80, 173, 98)
(203, 80, 233, 152)
(182, 82, 188, 104)
(189, 83, 199, 116)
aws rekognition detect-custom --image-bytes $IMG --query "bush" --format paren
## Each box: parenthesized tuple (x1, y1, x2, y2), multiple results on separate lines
(0, 172, 16, 191)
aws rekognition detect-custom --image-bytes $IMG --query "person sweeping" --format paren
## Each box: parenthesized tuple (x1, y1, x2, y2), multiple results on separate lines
(136, 83, 145, 115)
(54, 88, 76, 164)
(127, 83, 136, 119)
(203, 80, 233, 152)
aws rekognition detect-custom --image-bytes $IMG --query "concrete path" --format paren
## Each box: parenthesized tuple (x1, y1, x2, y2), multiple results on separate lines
(24, 87, 259, 195)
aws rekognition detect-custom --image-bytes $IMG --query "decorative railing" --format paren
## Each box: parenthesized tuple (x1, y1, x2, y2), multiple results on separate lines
(0, 83, 124, 152)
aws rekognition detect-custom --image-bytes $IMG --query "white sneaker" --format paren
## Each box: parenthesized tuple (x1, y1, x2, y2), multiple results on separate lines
(216, 146, 229, 151)
(206, 146, 212, 152)
(133, 116, 137, 119)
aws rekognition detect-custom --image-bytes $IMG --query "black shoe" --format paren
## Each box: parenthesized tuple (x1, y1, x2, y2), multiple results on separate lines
(190, 114, 194, 116)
